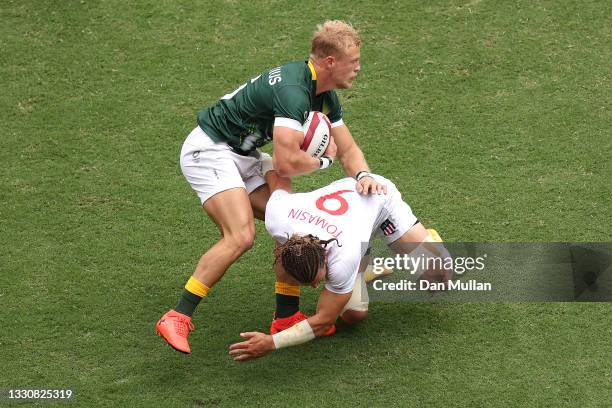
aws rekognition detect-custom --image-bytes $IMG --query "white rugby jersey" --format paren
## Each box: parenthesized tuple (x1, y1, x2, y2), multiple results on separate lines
(265, 177, 397, 294)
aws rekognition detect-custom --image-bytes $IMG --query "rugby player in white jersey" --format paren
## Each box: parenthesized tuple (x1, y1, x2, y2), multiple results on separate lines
(228, 170, 453, 362)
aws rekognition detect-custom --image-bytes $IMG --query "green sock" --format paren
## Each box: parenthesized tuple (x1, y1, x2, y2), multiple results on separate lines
(175, 289, 202, 317)
(275, 293, 299, 318)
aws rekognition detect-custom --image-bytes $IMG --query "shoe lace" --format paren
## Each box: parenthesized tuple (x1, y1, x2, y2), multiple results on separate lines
(174, 316, 196, 336)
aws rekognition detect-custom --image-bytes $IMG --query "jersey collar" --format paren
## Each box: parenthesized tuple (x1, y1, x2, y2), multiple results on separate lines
(307, 59, 317, 81)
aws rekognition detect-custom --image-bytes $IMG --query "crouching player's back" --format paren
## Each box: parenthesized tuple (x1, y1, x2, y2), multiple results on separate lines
(228, 172, 453, 361)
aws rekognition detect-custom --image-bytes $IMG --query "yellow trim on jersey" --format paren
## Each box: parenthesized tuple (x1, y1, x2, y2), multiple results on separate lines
(185, 277, 210, 298)
(307, 60, 317, 81)
(275, 281, 301, 297)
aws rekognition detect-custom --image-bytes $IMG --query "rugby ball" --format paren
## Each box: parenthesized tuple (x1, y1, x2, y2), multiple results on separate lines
(301, 111, 331, 158)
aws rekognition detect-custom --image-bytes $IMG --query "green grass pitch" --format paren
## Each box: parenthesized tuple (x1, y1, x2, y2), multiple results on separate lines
(1, 0, 610, 406)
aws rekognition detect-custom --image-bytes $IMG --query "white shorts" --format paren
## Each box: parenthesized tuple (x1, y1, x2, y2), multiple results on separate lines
(180, 126, 266, 204)
(371, 175, 419, 245)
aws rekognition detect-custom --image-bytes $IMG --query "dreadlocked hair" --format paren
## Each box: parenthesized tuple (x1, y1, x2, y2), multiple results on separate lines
(274, 234, 339, 284)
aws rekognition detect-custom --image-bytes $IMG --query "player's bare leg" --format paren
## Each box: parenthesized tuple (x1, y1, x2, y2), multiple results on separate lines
(389, 223, 453, 286)
(157, 187, 256, 353)
(192, 187, 256, 286)
(340, 310, 368, 325)
(389, 222, 429, 251)
(248, 184, 271, 221)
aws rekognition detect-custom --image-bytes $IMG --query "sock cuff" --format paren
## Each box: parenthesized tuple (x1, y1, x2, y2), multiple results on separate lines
(185, 276, 210, 298)
(275, 281, 300, 297)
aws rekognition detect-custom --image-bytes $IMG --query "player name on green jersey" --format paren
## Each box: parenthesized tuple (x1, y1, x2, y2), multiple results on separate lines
(197, 60, 343, 154)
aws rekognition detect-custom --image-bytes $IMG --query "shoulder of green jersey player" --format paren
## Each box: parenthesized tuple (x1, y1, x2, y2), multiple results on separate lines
(270, 61, 343, 123)
(261, 60, 313, 97)
(196, 61, 311, 148)
(271, 84, 313, 124)
(267, 62, 312, 121)
(270, 85, 343, 127)
(267, 60, 343, 124)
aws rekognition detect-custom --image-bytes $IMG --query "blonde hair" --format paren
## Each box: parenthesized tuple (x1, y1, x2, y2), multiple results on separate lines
(311, 20, 361, 60)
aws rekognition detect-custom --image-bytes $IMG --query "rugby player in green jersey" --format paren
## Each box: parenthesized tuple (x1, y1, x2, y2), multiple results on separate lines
(157, 21, 386, 354)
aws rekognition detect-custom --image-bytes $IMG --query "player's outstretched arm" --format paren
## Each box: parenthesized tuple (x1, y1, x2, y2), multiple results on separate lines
(333, 124, 367, 175)
(332, 124, 387, 195)
(228, 289, 350, 362)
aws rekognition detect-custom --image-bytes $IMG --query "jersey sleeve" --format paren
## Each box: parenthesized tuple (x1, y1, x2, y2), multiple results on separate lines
(272, 85, 309, 124)
(322, 91, 344, 125)
(325, 257, 360, 294)
(264, 190, 292, 243)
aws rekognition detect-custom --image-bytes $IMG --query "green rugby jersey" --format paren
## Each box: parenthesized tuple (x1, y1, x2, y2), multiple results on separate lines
(197, 60, 343, 154)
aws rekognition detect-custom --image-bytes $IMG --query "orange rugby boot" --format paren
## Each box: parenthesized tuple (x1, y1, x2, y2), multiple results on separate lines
(270, 311, 336, 336)
(156, 310, 195, 354)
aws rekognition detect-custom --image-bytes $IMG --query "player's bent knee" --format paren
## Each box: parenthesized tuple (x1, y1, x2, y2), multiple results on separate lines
(237, 228, 256, 252)
(226, 227, 256, 254)
(340, 309, 368, 325)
